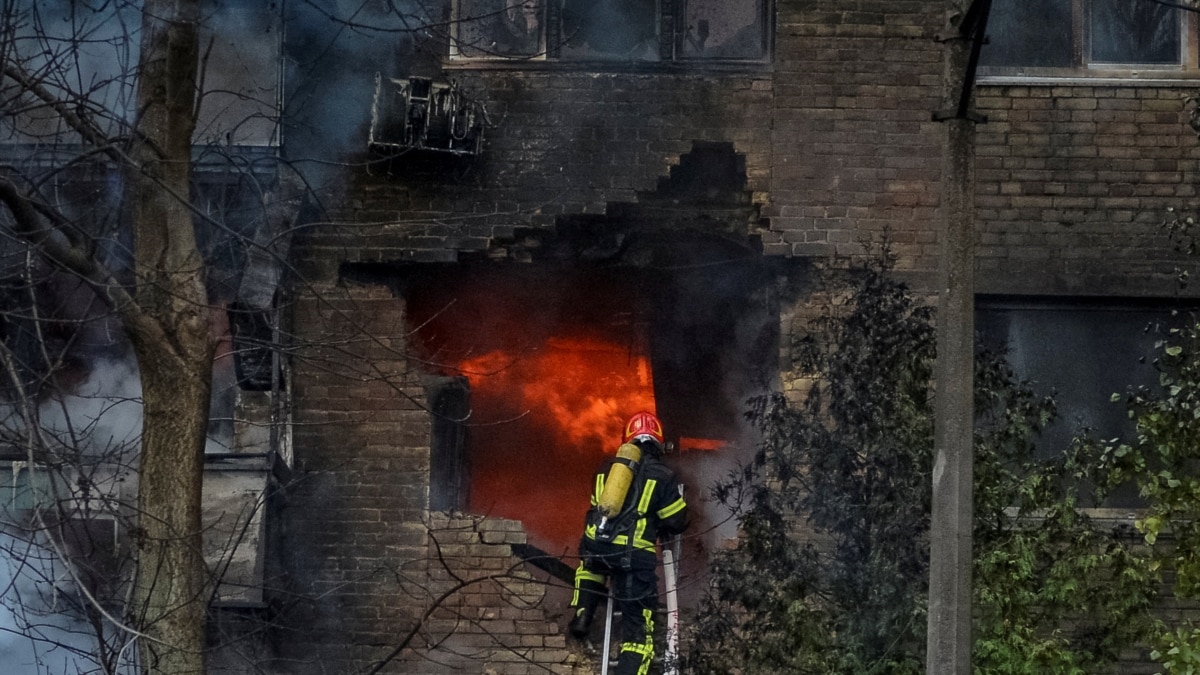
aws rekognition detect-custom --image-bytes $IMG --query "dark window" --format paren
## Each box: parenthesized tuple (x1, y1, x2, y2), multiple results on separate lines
(679, 0, 768, 60)
(1089, 0, 1179, 64)
(561, 0, 659, 61)
(981, 0, 1073, 68)
(456, 0, 545, 58)
(452, 0, 770, 63)
(982, 0, 1185, 72)
(227, 304, 277, 392)
(429, 378, 469, 512)
(976, 299, 1190, 507)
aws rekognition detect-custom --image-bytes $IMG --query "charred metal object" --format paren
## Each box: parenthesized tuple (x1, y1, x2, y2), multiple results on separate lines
(369, 74, 486, 157)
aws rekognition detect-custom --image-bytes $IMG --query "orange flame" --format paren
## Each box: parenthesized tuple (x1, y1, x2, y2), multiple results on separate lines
(679, 437, 725, 451)
(454, 335, 656, 551)
(457, 336, 655, 450)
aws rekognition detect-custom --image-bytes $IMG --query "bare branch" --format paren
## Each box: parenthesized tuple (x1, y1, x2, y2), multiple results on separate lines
(0, 174, 133, 314)
(1, 62, 118, 153)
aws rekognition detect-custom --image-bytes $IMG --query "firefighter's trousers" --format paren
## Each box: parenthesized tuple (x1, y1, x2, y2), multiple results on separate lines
(572, 556, 658, 675)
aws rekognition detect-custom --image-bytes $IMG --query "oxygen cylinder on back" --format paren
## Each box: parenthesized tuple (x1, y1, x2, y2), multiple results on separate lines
(594, 442, 642, 539)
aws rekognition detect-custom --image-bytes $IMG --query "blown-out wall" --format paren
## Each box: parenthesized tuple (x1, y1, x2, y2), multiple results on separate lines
(272, 2, 1200, 674)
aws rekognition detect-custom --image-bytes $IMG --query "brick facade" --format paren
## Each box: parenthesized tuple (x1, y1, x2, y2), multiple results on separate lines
(975, 83, 1200, 296)
(273, 1, 1200, 673)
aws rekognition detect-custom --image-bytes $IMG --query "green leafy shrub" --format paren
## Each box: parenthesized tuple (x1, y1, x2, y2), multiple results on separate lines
(684, 257, 1156, 674)
(1102, 314, 1200, 674)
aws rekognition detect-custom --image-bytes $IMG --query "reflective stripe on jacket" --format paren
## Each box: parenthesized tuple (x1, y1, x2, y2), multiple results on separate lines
(583, 453, 688, 552)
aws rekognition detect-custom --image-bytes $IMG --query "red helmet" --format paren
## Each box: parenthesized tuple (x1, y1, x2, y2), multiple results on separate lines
(622, 411, 664, 447)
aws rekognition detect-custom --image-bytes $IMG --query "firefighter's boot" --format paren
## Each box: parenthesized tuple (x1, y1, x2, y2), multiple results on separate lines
(568, 604, 595, 639)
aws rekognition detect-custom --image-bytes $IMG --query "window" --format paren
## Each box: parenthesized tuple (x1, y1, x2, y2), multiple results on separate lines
(976, 298, 1193, 506)
(451, 0, 770, 63)
(981, 0, 1192, 76)
(0, 462, 51, 513)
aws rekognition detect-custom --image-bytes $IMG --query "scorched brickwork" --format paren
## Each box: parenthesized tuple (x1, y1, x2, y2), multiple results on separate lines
(270, 1, 1200, 673)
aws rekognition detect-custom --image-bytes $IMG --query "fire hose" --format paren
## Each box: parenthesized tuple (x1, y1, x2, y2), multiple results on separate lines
(663, 483, 683, 675)
(663, 534, 681, 675)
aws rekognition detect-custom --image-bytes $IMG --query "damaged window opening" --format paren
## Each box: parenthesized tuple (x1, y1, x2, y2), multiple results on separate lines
(429, 377, 469, 512)
(399, 254, 776, 592)
(981, 0, 1193, 77)
(227, 304, 277, 392)
(451, 0, 771, 63)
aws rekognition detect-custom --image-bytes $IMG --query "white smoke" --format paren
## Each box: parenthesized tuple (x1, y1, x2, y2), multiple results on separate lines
(0, 531, 135, 674)
(283, 0, 434, 181)
(36, 358, 142, 459)
(0, 356, 141, 673)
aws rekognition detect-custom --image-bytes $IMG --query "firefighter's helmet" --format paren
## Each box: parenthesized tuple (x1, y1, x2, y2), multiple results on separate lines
(622, 411, 664, 447)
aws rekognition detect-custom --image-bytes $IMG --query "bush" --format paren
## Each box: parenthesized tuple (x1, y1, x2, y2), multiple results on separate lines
(685, 257, 1156, 674)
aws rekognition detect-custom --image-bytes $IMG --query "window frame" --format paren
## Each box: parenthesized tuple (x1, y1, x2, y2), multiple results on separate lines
(447, 0, 773, 68)
(978, 0, 1200, 82)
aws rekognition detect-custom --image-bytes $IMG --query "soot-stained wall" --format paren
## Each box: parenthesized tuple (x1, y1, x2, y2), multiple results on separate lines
(275, 1, 1200, 673)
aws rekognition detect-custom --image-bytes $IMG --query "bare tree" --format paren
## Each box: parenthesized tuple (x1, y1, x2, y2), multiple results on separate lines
(0, 0, 601, 672)
(1, 0, 211, 671)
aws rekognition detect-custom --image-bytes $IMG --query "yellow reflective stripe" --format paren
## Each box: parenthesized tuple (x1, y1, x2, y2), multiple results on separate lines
(619, 608, 656, 675)
(638, 479, 656, 514)
(620, 640, 653, 675)
(572, 563, 605, 606)
(657, 497, 686, 519)
(574, 565, 605, 585)
(634, 515, 648, 548)
(601, 533, 656, 552)
(621, 642, 653, 655)
(584, 475, 665, 552)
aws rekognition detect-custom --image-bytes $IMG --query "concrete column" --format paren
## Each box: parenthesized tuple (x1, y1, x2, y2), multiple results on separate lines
(927, 115, 975, 674)
(927, 1, 981, 672)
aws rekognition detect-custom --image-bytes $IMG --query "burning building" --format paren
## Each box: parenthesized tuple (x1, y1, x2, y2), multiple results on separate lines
(2, 0, 1200, 673)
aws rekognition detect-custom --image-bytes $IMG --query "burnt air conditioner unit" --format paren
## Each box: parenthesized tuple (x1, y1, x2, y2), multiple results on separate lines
(369, 74, 486, 157)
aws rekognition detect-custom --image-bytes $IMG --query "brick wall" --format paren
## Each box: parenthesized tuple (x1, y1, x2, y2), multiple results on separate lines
(278, 2, 1200, 673)
(278, 282, 439, 671)
(764, 0, 944, 272)
(278, 281, 585, 673)
(300, 66, 775, 274)
(417, 515, 581, 675)
(975, 83, 1200, 297)
(281, 3, 958, 672)
(298, 1, 950, 282)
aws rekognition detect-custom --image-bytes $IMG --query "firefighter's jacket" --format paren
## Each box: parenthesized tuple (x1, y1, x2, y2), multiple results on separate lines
(581, 448, 688, 570)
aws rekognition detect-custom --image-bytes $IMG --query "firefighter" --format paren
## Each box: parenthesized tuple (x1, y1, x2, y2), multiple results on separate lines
(568, 411, 689, 675)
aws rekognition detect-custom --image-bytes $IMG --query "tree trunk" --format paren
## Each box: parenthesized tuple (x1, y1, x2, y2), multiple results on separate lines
(125, 1, 212, 672)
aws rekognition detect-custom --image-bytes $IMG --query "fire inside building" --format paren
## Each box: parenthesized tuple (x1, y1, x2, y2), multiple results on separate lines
(2, 0, 1200, 673)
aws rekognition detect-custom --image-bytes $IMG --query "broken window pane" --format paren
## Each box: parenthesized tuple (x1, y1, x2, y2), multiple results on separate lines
(680, 0, 767, 60)
(456, 0, 544, 58)
(1089, 0, 1179, 64)
(560, 0, 659, 61)
(981, 0, 1072, 68)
